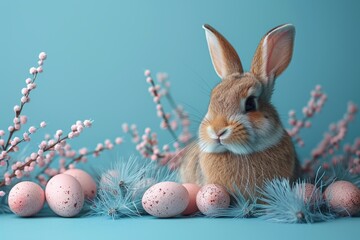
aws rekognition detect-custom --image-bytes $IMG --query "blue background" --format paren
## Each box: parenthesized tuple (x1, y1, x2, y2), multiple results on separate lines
(1, 0, 360, 239)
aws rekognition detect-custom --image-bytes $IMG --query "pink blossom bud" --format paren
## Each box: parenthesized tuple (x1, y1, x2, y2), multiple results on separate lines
(122, 123, 129, 133)
(25, 78, 32, 84)
(71, 124, 77, 131)
(28, 83, 37, 90)
(0, 130, 4, 136)
(15, 170, 23, 178)
(115, 137, 123, 145)
(68, 132, 74, 139)
(77, 125, 83, 132)
(28, 126, 36, 134)
(13, 117, 20, 124)
(14, 124, 21, 130)
(54, 144, 62, 151)
(14, 105, 21, 113)
(0, 139, 4, 146)
(163, 145, 170, 151)
(36, 66, 43, 73)
(39, 52, 47, 60)
(173, 142, 179, 148)
(79, 148, 88, 155)
(0, 191, 6, 197)
(55, 130, 63, 137)
(153, 96, 160, 103)
(151, 154, 158, 161)
(30, 152, 38, 160)
(144, 69, 151, 77)
(40, 121, 47, 128)
(96, 143, 103, 151)
(29, 67, 37, 74)
(38, 60, 43, 66)
(83, 120, 92, 127)
(146, 77, 153, 84)
(20, 115, 28, 124)
(39, 141, 47, 149)
(8, 126, 14, 132)
(21, 96, 28, 103)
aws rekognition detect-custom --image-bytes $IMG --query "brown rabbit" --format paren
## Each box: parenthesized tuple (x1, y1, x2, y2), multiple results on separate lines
(179, 24, 299, 197)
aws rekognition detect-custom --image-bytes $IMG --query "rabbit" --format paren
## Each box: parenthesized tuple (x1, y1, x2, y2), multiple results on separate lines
(179, 23, 300, 197)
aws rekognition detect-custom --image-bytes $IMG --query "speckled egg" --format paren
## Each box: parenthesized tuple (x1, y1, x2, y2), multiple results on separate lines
(196, 184, 230, 216)
(8, 181, 45, 217)
(45, 174, 84, 217)
(64, 169, 97, 200)
(182, 183, 201, 215)
(324, 180, 360, 216)
(142, 181, 189, 218)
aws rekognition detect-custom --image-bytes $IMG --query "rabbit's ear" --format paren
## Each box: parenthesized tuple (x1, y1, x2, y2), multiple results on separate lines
(203, 24, 243, 79)
(251, 24, 295, 93)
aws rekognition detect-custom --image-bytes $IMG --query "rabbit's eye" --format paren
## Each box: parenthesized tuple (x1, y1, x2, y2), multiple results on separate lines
(245, 96, 257, 112)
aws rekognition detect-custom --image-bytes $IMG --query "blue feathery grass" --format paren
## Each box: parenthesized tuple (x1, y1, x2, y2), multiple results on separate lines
(209, 184, 257, 218)
(325, 164, 360, 188)
(90, 156, 177, 219)
(255, 177, 335, 223)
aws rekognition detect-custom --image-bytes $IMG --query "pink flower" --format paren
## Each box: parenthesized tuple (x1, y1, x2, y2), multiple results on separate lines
(40, 121, 47, 128)
(28, 126, 36, 134)
(29, 67, 37, 74)
(0, 191, 5, 197)
(38, 52, 47, 60)
(20, 115, 28, 124)
(83, 120, 92, 127)
(115, 137, 123, 145)
(13, 105, 21, 113)
(144, 69, 151, 77)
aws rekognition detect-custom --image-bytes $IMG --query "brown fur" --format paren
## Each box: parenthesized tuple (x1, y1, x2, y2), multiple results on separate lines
(179, 24, 297, 197)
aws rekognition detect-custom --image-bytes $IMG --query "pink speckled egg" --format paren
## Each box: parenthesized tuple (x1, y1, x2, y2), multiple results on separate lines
(64, 169, 97, 200)
(45, 174, 84, 217)
(182, 183, 201, 215)
(324, 180, 360, 216)
(142, 181, 189, 218)
(196, 184, 230, 216)
(8, 181, 45, 217)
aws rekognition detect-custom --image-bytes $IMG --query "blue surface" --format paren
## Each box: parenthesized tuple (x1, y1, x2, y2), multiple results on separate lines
(1, 0, 360, 239)
(1, 214, 359, 240)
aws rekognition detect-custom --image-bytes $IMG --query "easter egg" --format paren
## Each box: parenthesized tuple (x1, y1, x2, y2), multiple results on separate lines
(324, 180, 360, 216)
(196, 184, 230, 216)
(296, 183, 321, 204)
(45, 174, 84, 217)
(64, 169, 97, 200)
(182, 183, 201, 215)
(8, 181, 45, 217)
(142, 181, 189, 218)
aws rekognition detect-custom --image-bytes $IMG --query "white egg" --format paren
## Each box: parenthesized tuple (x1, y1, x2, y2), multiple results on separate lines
(196, 184, 230, 216)
(8, 181, 45, 217)
(142, 181, 189, 218)
(45, 174, 84, 217)
(64, 169, 97, 200)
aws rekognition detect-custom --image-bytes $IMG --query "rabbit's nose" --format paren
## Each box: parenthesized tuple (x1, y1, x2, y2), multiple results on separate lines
(216, 127, 231, 140)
